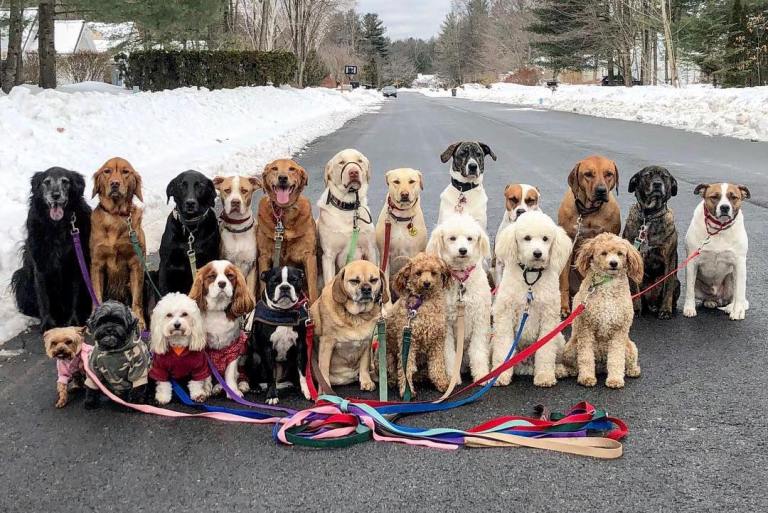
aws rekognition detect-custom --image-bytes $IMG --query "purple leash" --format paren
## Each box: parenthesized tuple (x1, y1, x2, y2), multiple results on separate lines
(71, 215, 99, 307)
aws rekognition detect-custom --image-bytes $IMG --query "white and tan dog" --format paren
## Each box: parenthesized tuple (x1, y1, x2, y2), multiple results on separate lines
(683, 182, 751, 320)
(492, 211, 572, 387)
(376, 168, 427, 279)
(426, 213, 492, 382)
(317, 149, 378, 285)
(437, 141, 497, 230)
(493, 183, 541, 284)
(213, 175, 261, 293)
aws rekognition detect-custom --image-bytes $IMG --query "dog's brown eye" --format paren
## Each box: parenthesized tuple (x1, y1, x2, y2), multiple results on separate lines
(370, 278, 379, 283)
(181, 312, 188, 317)
(408, 180, 415, 184)
(526, 198, 534, 204)
(393, 180, 400, 185)
(449, 236, 456, 241)
(224, 188, 231, 194)
(467, 237, 473, 242)
(122, 169, 129, 174)
(349, 279, 360, 285)
(240, 188, 247, 194)
(605, 172, 613, 178)
(270, 167, 277, 172)
(166, 313, 173, 318)
(103, 169, 110, 174)
(542, 236, 549, 242)
(510, 196, 518, 203)
(524, 235, 531, 241)
(602, 251, 608, 256)
(585, 172, 594, 178)
(617, 252, 624, 257)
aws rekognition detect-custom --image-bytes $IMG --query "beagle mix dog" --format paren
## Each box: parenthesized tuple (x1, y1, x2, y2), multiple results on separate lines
(375, 168, 427, 280)
(90, 157, 147, 329)
(214, 175, 262, 293)
(309, 260, 388, 392)
(683, 182, 750, 321)
(256, 159, 318, 303)
(317, 149, 377, 285)
(493, 183, 541, 285)
(437, 141, 497, 231)
(557, 155, 621, 317)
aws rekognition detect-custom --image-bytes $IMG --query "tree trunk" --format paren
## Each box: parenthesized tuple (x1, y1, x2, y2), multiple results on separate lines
(2, 0, 24, 93)
(622, 50, 633, 86)
(38, 0, 57, 89)
(660, 0, 678, 87)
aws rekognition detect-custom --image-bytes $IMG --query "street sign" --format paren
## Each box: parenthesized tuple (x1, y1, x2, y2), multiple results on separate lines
(344, 65, 358, 75)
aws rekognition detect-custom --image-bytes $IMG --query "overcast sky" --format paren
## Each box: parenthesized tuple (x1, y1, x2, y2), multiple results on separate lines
(356, 0, 451, 41)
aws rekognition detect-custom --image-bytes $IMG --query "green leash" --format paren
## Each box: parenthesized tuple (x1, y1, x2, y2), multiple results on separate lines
(376, 317, 387, 402)
(126, 216, 162, 298)
(401, 325, 413, 401)
(345, 226, 360, 265)
(273, 220, 285, 268)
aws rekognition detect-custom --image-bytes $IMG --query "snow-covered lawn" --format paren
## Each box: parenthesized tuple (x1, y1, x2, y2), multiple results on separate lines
(419, 83, 768, 141)
(0, 84, 381, 343)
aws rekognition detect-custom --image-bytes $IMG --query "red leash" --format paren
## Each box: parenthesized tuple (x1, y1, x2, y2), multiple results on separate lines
(381, 221, 392, 273)
(630, 249, 700, 300)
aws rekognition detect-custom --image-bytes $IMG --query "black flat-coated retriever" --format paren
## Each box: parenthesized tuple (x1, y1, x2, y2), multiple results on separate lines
(12, 167, 92, 330)
(158, 170, 221, 296)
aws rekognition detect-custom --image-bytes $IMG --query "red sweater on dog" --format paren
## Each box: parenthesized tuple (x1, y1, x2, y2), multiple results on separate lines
(149, 348, 210, 382)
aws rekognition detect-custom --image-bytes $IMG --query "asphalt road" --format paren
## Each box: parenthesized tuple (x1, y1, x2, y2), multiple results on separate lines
(3, 92, 767, 512)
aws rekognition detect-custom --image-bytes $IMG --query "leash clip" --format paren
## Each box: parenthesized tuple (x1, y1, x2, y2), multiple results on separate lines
(70, 213, 79, 234)
(275, 220, 285, 240)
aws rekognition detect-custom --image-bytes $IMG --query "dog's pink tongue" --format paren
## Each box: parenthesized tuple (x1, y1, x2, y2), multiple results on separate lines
(275, 188, 290, 204)
(49, 206, 64, 221)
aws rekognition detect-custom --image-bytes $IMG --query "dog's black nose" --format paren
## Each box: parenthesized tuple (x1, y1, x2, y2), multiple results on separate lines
(595, 185, 607, 196)
(533, 249, 542, 259)
(230, 198, 241, 208)
(720, 204, 731, 214)
(468, 162, 478, 173)
(279, 284, 291, 292)
(278, 175, 288, 185)
(110, 181, 120, 190)
(185, 199, 198, 210)
(609, 260, 618, 269)
(51, 191, 61, 200)
(422, 282, 431, 289)
(400, 192, 410, 201)
(218, 280, 227, 289)
(458, 247, 468, 256)
(652, 181, 663, 190)
(361, 284, 372, 294)
(173, 321, 181, 329)
(516, 208, 526, 216)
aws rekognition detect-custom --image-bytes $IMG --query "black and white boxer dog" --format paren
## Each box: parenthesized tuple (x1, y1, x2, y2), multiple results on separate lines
(437, 141, 497, 230)
(248, 266, 309, 404)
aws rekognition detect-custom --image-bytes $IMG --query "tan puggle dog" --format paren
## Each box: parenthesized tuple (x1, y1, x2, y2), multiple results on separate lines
(44, 326, 87, 408)
(376, 168, 427, 279)
(310, 260, 389, 391)
(213, 175, 262, 293)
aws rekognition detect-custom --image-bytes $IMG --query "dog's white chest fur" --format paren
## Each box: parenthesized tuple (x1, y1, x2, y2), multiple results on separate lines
(270, 326, 298, 362)
(203, 311, 240, 349)
(438, 186, 488, 230)
(220, 224, 257, 276)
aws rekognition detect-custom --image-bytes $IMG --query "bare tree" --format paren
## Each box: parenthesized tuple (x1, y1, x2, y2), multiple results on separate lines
(38, 0, 56, 89)
(2, 0, 24, 93)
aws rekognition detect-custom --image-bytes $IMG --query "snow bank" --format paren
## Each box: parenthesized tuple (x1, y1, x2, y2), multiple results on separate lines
(419, 83, 768, 141)
(0, 85, 381, 343)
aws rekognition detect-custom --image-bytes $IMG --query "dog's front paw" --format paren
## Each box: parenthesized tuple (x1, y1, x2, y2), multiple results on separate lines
(155, 391, 171, 405)
(702, 300, 718, 309)
(577, 374, 597, 387)
(683, 302, 697, 318)
(605, 376, 625, 389)
(360, 377, 376, 392)
(658, 309, 673, 320)
(533, 373, 557, 388)
(299, 375, 312, 401)
(560, 306, 571, 320)
(237, 380, 250, 393)
(83, 388, 100, 410)
(626, 365, 641, 378)
(555, 363, 572, 379)
(729, 302, 747, 321)
(55, 396, 68, 408)
(211, 384, 223, 396)
(191, 393, 207, 403)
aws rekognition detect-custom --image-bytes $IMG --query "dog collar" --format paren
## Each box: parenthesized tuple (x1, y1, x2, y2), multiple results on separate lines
(173, 208, 212, 226)
(574, 198, 605, 216)
(406, 295, 424, 314)
(220, 213, 255, 233)
(253, 299, 308, 327)
(450, 264, 476, 283)
(517, 264, 544, 288)
(451, 177, 479, 193)
(638, 204, 668, 222)
(704, 207, 736, 235)
(97, 203, 132, 217)
(219, 212, 252, 225)
(327, 190, 359, 211)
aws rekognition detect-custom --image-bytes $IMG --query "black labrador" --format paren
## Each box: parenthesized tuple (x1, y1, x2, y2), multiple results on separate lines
(12, 167, 92, 330)
(158, 170, 220, 296)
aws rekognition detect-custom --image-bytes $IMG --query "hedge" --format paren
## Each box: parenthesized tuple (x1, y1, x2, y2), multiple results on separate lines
(123, 50, 297, 91)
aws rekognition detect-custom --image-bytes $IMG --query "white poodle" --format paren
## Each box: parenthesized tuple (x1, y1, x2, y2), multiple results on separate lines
(149, 293, 211, 405)
(426, 213, 492, 383)
(492, 211, 572, 387)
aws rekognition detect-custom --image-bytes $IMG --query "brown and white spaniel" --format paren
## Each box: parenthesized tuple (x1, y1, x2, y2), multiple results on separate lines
(189, 260, 255, 398)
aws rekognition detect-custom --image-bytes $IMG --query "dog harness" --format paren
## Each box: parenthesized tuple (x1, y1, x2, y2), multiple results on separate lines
(149, 348, 210, 382)
(206, 331, 248, 375)
(253, 298, 309, 327)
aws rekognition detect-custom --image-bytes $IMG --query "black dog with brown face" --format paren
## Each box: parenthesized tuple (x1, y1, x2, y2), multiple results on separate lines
(158, 170, 220, 296)
(623, 166, 680, 319)
(12, 167, 92, 330)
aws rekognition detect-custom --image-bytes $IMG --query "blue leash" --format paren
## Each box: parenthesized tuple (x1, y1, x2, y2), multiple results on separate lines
(170, 381, 285, 420)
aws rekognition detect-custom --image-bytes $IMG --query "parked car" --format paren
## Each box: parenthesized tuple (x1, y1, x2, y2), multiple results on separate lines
(601, 76, 643, 86)
(382, 85, 397, 98)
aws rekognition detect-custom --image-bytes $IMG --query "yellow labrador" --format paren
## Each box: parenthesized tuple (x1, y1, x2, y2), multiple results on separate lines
(316, 149, 378, 285)
(310, 260, 389, 391)
(375, 168, 427, 279)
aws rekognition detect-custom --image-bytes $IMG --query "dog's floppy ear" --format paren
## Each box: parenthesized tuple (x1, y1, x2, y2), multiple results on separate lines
(129, 166, 144, 202)
(324, 160, 333, 186)
(201, 177, 217, 209)
(440, 142, 461, 164)
(188, 301, 207, 352)
(479, 142, 497, 161)
(212, 176, 225, 190)
(624, 239, 644, 284)
(384, 170, 392, 187)
(438, 257, 452, 288)
(425, 224, 446, 257)
(392, 260, 412, 297)
(669, 173, 678, 197)
(612, 161, 619, 195)
(416, 170, 424, 190)
(574, 238, 597, 278)
(31, 171, 45, 193)
(477, 228, 491, 260)
(378, 268, 390, 305)
(297, 164, 308, 190)
(494, 224, 518, 268)
(331, 268, 347, 304)
(188, 267, 207, 312)
(567, 162, 581, 193)
(226, 267, 255, 320)
(550, 225, 574, 275)
(91, 168, 106, 199)
(694, 183, 709, 197)
(738, 184, 751, 200)
(628, 171, 641, 194)
(67, 170, 86, 199)
(149, 302, 168, 355)
(361, 153, 371, 184)
(166, 175, 180, 204)
(249, 175, 263, 190)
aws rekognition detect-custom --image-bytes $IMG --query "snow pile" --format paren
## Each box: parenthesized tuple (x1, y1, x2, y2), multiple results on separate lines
(420, 83, 768, 141)
(0, 85, 381, 342)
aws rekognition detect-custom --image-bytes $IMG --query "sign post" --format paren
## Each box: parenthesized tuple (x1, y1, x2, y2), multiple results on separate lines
(344, 65, 358, 91)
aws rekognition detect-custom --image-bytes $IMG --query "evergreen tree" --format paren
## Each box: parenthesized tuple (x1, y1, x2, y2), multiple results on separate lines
(527, 0, 593, 79)
(723, 0, 748, 86)
(461, 0, 490, 81)
(360, 12, 388, 86)
(436, 10, 463, 86)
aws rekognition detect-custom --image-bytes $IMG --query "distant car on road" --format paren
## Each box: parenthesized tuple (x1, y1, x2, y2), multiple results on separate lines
(382, 86, 397, 98)
(601, 76, 643, 86)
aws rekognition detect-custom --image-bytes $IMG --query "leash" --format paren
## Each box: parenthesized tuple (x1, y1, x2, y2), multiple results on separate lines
(399, 295, 424, 401)
(70, 214, 99, 307)
(381, 220, 392, 272)
(703, 208, 736, 236)
(124, 212, 162, 299)
(375, 315, 388, 402)
(341, 190, 372, 266)
(271, 204, 285, 269)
